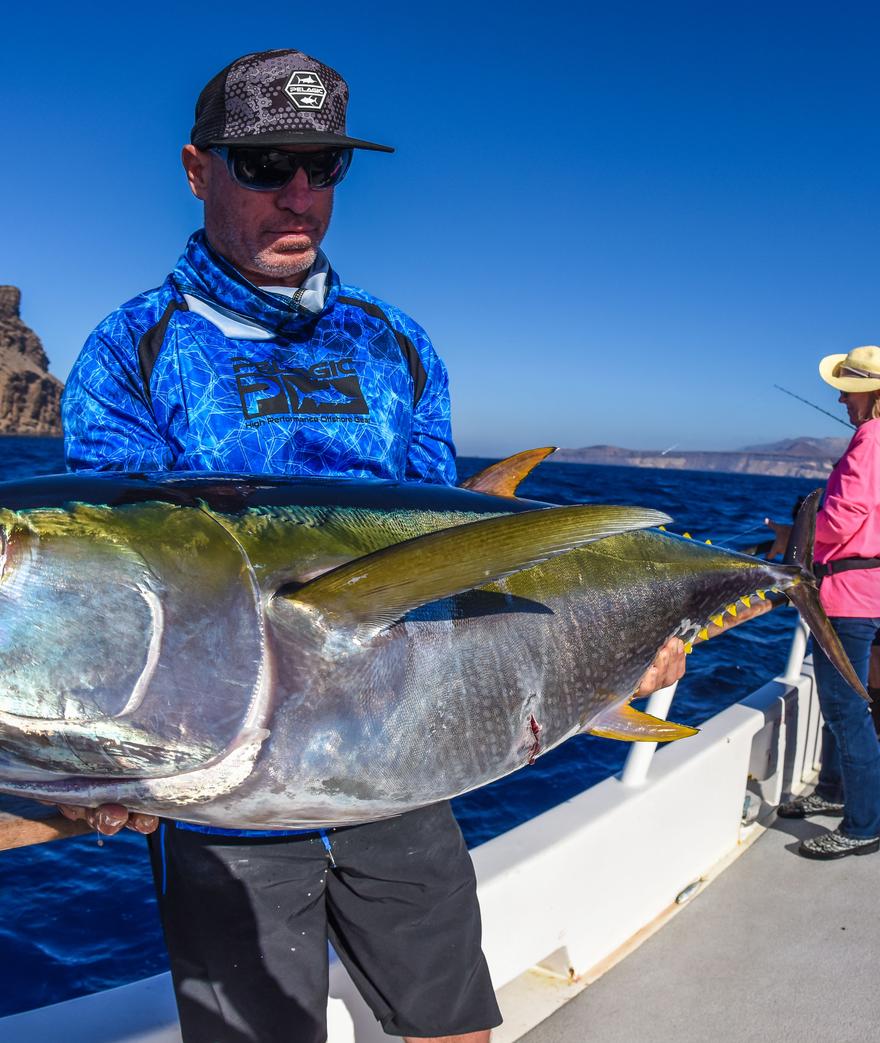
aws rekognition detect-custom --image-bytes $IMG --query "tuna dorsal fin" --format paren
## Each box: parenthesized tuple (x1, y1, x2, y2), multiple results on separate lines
(585, 703, 698, 742)
(460, 447, 557, 497)
(280, 504, 670, 635)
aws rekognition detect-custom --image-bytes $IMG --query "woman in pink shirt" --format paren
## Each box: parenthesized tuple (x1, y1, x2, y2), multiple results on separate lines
(779, 345, 880, 859)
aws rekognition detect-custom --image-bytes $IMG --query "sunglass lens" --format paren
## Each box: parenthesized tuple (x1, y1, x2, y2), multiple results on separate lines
(306, 149, 353, 188)
(230, 150, 291, 190)
(228, 148, 353, 190)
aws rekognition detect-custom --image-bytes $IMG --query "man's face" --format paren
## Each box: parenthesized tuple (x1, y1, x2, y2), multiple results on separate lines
(182, 145, 335, 286)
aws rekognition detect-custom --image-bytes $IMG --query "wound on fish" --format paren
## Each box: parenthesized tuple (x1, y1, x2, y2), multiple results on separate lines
(527, 713, 542, 765)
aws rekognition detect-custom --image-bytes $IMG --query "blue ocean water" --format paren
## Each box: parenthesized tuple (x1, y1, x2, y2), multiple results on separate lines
(0, 440, 819, 1016)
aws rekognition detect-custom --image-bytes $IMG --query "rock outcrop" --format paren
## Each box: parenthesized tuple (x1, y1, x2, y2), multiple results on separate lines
(0, 286, 64, 435)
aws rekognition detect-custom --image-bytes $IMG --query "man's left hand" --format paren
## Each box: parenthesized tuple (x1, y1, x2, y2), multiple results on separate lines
(634, 637, 687, 696)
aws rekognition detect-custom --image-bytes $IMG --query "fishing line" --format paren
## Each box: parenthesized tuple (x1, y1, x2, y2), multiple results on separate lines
(711, 523, 769, 548)
(773, 384, 855, 430)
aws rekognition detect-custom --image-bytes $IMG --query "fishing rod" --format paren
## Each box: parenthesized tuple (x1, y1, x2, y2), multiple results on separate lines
(773, 384, 855, 430)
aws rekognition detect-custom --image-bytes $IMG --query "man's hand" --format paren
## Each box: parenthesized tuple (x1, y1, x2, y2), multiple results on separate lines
(763, 518, 792, 560)
(635, 637, 687, 697)
(56, 802, 159, 836)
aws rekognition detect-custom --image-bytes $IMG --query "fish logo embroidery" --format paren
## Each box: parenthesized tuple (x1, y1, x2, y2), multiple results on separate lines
(284, 71, 327, 112)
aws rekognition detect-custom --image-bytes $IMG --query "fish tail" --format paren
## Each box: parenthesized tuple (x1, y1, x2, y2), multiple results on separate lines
(785, 580, 869, 701)
(778, 486, 868, 700)
(783, 487, 823, 573)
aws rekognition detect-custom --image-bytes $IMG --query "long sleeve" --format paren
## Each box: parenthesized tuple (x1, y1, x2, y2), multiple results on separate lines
(403, 335, 457, 486)
(815, 425, 880, 547)
(63, 327, 174, 473)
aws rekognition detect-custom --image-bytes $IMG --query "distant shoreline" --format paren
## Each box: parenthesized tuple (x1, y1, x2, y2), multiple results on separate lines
(553, 442, 839, 480)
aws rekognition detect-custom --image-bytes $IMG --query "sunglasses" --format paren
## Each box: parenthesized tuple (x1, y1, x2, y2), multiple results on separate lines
(211, 146, 353, 191)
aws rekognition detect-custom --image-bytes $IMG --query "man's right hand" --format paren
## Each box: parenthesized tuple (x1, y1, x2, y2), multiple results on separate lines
(56, 802, 159, 835)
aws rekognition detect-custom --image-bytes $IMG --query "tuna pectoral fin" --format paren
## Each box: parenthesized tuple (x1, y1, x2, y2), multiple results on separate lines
(282, 503, 671, 634)
(461, 447, 557, 496)
(586, 704, 699, 742)
(786, 581, 870, 701)
(0, 709, 215, 777)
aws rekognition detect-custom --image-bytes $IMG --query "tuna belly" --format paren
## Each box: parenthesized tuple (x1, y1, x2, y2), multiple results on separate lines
(248, 591, 642, 825)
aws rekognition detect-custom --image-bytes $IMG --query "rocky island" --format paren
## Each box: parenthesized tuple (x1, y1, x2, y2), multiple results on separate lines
(0, 286, 63, 436)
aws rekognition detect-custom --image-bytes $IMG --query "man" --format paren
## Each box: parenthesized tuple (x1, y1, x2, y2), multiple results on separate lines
(60, 48, 685, 1042)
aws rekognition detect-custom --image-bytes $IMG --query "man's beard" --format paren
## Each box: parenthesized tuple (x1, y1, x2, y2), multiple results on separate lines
(253, 244, 316, 278)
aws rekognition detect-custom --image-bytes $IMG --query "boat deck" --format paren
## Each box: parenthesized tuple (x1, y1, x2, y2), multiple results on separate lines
(521, 806, 880, 1043)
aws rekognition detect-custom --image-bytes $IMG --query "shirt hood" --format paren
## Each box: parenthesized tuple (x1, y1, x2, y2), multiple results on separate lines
(171, 230, 339, 336)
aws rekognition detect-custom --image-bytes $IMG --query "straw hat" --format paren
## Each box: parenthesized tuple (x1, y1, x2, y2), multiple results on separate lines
(819, 345, 880, 392)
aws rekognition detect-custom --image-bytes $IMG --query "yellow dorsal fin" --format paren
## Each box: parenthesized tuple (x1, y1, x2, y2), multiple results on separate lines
(585, 704, 699, 742)
(460, 447, 558, 497)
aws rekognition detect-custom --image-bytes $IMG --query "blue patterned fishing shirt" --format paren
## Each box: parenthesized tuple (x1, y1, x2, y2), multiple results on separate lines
(63, 230, 457, 484)
(62, 229, 457, 836)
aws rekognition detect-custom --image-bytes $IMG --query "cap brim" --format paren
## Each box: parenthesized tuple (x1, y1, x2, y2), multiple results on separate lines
(206, 130, 394, 153)
(819, 353, 880, 392)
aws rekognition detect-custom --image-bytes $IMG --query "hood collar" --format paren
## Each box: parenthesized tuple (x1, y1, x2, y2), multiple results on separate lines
(172, 230, 338, 334)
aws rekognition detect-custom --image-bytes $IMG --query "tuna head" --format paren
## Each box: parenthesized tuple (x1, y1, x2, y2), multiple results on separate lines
(0, 500, 264, 781)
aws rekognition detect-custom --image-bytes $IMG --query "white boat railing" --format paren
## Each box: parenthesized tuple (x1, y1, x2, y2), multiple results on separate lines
(784, 615, 811, 684)
(620, 681, 679, 787)
(0, 616, 822, 1043)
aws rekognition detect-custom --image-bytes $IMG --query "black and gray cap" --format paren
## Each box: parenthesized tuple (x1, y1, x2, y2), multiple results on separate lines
(191, 49, 394, 153)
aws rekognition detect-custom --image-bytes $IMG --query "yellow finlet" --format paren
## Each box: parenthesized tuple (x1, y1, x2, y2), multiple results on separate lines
(756, 589, 767, 600)
(682, 532, 692, 539)
(659, 525, 667, 531)
(705, 539, 712, 544)
(710, 614, 724, 627)
(726, 603, 737, 617)
(698, 627, 709, 641)
(741, 595, 752, 608)
(683, 642, 693, 654)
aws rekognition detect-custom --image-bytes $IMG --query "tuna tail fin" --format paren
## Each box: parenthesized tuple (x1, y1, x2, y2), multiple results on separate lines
(460, 447, 557, 497)
(280, 503, 670, 635)
(781, 487, 870, 701)
(785, 580, 869, 701)
(784, 486, 823, 571)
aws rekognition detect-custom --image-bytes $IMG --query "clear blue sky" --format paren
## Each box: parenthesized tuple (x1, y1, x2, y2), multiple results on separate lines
(2, 2, 878, 455)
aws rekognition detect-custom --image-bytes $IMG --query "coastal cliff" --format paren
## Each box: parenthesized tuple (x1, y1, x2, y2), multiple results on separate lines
(0, 286, 64, 436)
(555, 437, 849, 480)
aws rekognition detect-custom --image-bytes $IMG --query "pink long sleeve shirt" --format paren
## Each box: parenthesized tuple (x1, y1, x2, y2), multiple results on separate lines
(814, 417, 880, 617)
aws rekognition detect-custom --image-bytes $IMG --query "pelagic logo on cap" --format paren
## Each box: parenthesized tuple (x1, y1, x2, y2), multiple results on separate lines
(284, 71, 327, 111)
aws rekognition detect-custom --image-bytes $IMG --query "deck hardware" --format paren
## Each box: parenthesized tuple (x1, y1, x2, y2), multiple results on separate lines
(675, 879, 703, 905)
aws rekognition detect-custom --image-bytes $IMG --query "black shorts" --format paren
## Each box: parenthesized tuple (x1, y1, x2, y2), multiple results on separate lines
(147, 801, 501, 1042)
